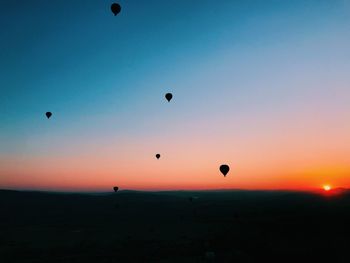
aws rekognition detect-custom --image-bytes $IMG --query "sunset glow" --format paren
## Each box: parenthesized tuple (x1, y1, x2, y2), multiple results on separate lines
(1, 1, 349, 192)
(323, 185, 331, 191)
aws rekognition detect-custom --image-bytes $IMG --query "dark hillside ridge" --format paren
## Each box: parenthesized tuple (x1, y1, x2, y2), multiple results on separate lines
(1, 189, 349, 262)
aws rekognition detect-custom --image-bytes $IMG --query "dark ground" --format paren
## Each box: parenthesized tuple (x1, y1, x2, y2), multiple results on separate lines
(0, 189, 349, 262)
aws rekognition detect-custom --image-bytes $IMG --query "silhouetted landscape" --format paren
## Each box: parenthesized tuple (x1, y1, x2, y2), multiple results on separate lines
(1, 189, 349, 262)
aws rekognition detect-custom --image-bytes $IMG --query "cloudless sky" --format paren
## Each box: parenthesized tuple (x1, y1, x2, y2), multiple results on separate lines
(1, 0, 349, 191)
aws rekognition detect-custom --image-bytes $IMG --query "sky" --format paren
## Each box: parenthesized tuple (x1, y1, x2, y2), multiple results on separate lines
(1, 0, 349, 192)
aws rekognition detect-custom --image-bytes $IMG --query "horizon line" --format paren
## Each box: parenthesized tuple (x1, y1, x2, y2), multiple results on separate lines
(1, 187, 344, 194)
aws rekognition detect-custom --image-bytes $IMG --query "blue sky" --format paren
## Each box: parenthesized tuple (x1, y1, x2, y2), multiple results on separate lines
(1, 0, 349, 190)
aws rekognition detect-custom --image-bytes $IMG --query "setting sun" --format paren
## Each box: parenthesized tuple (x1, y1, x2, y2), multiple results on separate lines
(323, 185, 331, 191)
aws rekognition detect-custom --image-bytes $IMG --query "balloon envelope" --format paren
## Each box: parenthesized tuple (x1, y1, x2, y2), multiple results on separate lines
(156, 154, 160, 159)
(45, 112, 52, 119)
(113, 186, 119, 192)
(165, 93, 173, 102)
(219, 164, 230, 177)
(111, 3, 121, 16)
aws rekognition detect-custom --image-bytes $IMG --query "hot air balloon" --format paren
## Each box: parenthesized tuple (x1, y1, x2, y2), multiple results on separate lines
(219, 164, 230, 177)
(165, 93, 173, 102)
(111, 3, 121, 16)
(155, 154, 160, 159)
(113, 186, 119, 192)
(45, 112, 52, 119)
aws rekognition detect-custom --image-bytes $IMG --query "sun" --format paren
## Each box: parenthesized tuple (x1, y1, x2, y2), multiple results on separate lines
(323, 185, 331, 191)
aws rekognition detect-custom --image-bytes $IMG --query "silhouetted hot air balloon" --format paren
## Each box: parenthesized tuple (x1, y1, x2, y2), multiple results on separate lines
(155, 154, 160, 159)
(45, 112, 52, 119)
(165, 93, 173, 102)
(220, 164, 230, 177)
(111, 3, 121, 16)
(113, 186, 119, 192)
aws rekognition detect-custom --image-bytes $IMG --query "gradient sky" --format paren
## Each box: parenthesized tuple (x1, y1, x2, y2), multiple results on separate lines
(1, 0, 349, 191)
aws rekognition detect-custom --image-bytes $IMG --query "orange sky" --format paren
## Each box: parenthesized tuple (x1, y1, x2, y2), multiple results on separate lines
(1, 110, 349, 192)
